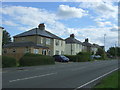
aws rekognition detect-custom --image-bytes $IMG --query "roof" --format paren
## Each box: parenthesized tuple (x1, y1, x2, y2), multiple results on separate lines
(83, 42, 94, 47)
(13, 28, 63, 40)
(3, 41, 49, 49)
(65, 37, 83, 44)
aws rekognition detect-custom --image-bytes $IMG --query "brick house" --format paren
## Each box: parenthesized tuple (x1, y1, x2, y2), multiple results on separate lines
(3, 23, 65, 60)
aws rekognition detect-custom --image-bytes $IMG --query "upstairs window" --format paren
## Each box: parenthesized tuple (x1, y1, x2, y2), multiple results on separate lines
(46, 38, 51, 45)
(41, 37, 44, 44)
(55, 40, 59, 46)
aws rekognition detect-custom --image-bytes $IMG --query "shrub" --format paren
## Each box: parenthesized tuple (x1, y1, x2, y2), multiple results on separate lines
(77, 52, 91, 62)
(65, 52, 91, 62)
(2, 56, 17, 68)
(64, 55, 78, 62)
(19, 53, 55, 66)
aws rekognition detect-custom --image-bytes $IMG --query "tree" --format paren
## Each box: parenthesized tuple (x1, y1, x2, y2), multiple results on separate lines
(2, 30, 11, 46)
(96, 48, 105, 56)
(107, 47, 120, 57)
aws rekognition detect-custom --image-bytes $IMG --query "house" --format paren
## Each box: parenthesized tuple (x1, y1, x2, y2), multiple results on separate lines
(0, 27, 3, 56)
(65, 34, 83, 55)
(3, 23, 65, 60)
(82, 38, 98, 54)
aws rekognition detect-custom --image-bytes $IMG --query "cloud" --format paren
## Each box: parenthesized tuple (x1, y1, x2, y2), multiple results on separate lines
(79, 1, 118, 20)
(57, 5, 88, 19)
(96, 21, 112, 27)
(2, 20, 18, 26)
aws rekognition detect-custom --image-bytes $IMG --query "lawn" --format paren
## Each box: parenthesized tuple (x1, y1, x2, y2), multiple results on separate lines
(94, 70, 119, 88)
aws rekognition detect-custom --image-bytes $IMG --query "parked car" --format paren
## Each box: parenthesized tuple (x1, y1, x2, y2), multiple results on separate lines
(53, 55, 69, 62)
(91, 55, 101, 59)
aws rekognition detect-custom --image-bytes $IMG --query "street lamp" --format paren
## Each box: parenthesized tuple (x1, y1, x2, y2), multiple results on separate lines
(104, 34, 106, 59)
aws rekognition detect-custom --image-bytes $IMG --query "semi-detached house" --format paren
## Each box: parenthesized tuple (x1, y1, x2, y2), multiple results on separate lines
(65, 34, 83, 55)
(3, 23, 65, 60)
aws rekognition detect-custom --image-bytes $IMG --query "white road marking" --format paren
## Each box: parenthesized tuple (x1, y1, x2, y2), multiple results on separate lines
(9, 72, 57, 83)
(74, 68, 119, 90)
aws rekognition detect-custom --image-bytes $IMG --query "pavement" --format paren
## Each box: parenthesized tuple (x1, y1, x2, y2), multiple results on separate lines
(2, 60, 119, 89)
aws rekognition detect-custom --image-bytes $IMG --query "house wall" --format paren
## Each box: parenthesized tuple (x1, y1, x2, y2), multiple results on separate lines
(65, 43, 83, 55)
(91, 47, 98, 55)
(3, 47, 49, 60)
(53, 39, 65, 55)
(0, 28, 3, 56)
(14, 36, 37, 43)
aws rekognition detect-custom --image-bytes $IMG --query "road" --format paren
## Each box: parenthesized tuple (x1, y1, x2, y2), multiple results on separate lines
(2, 60, 119, 89)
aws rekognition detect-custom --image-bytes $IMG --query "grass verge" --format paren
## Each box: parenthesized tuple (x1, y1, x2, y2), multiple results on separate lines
(94, 70, 119, 88)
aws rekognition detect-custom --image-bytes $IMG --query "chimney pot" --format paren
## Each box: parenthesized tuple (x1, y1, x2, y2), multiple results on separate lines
(85, 38, 89, 42)
(70, 34, 75, 38)
(38, 23, 45, 30)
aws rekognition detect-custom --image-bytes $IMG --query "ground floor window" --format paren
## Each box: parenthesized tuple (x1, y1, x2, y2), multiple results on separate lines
(55, 50, 59, 55)
(48, 50, 51, 56)
(34, 49, 39, 54)
(61, 51, 64, 55)
(42, 49, 47, 55)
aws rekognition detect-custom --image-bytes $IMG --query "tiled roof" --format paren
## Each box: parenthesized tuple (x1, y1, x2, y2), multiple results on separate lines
(65, 37, 83, 44)
(83, 42, 94, 47)
(3, 41, 49, 49)
(13, 28, 63, 40)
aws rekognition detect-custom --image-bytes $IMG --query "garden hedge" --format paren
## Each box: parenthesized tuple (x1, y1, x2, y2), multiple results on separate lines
(2, 56, 17, 68)
(19, 53, 55, 66)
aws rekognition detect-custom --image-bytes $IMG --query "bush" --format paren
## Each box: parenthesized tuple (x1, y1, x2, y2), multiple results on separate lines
(2, 56, 17, 68)
(77, 52, 91, 62)
(65, 52, 91, 62)
(64, 55, 78, 62)
(19, 53, 55, 66)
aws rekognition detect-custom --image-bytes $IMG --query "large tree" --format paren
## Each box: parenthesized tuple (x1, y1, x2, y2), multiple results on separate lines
(2, 30, 11, 46)
(107, 47, 120, 57)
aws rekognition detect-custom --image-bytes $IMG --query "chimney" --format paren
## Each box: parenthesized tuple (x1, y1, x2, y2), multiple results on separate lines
(38, 23, 45, 30)
(85, 38, 89, 42)
(70, 34, 75, 38)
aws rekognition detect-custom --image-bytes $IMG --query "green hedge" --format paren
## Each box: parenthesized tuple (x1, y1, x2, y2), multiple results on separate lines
(19, 53, 55, 66)
(65, 52, 91, 62)
(2, 56, 17, 68)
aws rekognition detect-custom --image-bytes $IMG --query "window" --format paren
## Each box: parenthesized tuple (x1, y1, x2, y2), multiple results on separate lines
(41, 37, 43, 44)
(55, 50, 59, 55)
(42, 49, 47, 55)
(13, 49, 16, 53)
(34, 49, 39, 54)
(48, 50, 51, 55)
(21, 37, 25, 41)
(25, 48, 31, 53)
(61, 51, 64, 55)
(3, 49, 7, 54)
(46, 38, 51, 45)
(61, 41, 63, 46)
(55, 40, 59, 46)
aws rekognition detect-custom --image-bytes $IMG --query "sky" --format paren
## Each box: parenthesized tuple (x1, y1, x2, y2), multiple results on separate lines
(0, 0, 119, 50)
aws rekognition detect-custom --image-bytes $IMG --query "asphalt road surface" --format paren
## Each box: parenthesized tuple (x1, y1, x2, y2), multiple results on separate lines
(2, 60, 119, 89)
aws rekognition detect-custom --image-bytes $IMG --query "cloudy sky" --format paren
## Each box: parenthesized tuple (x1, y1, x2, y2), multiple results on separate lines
(1, 0, 119, 50)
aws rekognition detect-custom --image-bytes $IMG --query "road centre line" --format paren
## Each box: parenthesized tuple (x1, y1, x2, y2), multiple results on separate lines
(74, 68, 119, 90)
(9, 72, 57, 83)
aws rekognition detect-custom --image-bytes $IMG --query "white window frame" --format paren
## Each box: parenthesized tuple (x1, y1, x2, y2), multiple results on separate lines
(34, 49, 39, 54)
(46, 38, 51, 45)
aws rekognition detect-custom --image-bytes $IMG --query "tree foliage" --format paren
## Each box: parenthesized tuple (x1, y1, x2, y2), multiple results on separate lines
(107, 47, 120, 57)
(96, 48, 105, 56)
(2, 30, 11, 46)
